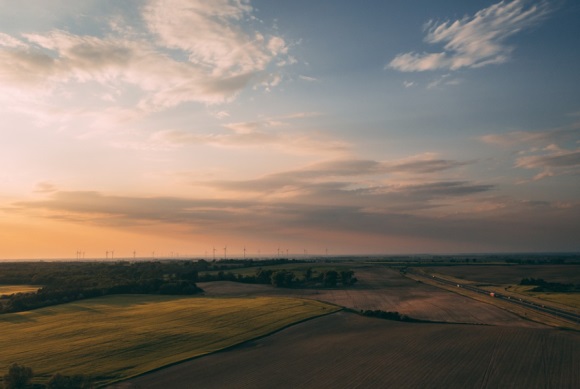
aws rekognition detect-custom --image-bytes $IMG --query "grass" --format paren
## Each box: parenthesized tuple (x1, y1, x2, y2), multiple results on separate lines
(0, 285, 41, 295)
(504, 285, 580, 311)
(0, 294, 339, 386)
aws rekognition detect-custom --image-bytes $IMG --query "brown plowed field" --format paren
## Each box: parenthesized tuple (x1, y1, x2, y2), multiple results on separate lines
(124, 312, 580, 389)
(428, 264, 580, 284)
(199, 267, 542, 327)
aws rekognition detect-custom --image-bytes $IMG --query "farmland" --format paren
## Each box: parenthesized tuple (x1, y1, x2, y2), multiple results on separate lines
(0, 285, 40, 295)
(423, 264, 580, 319)
(126, 311, 580, 389)
(427, 264, 580, 285)
(199, 267, 542, 327)
(1, 259, 579, 388)
(0, 294, 337, 386)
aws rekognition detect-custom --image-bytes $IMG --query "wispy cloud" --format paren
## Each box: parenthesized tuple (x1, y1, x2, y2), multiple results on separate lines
(13, 188, 578, 252)
(427, 74, 462, 89)
(389, 0, 550, 72)
(0, 0, 293, 114)
(516, 148, 580, 180)
(299, 75, 319, 82)
(117, 114, 349, 155)
(33, 181, 58, 194)
(204, 155, 477, 204)
(480, 125, 580, 147)
(143, 0, 287, 76)
(482, 123, 580, 181)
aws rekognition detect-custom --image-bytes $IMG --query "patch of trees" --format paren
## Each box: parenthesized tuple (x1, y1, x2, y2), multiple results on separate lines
(359, 310, 421, 322)
(0, 261, 205, 314)
(2, 363, 92, 389)
(200, 258, 311, 271)
(520, 278, 579, 293)
(198, 268, 357, 289)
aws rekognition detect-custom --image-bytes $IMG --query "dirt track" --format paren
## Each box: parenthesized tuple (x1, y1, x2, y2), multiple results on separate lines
(123, 311, 580, 389)
(199, 267, 542, 327)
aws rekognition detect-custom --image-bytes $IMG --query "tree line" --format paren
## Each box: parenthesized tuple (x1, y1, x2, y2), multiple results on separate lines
(359, 309, 422, 322)
(0, 261, 204, 314)
(3, 363, 92, 389)
(0, 260, 357, 314)
(519, 278, 579, 293)
(198, 268, 358, 288)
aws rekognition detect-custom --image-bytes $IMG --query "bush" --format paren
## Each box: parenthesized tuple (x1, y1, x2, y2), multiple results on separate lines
(3, 363, 33, 389)
(46, 373, 93, 389)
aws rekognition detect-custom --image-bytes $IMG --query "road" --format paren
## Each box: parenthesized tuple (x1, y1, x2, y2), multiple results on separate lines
(407, 268, 580, 325)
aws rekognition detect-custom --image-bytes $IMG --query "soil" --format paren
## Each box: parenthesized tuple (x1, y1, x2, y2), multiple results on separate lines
(123, 311, 580, 389)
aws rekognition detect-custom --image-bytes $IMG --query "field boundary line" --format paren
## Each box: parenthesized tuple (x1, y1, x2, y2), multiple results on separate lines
(106, 302, 342, 388)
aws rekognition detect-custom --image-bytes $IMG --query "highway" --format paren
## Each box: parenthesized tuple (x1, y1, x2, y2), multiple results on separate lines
(407, 269, 580, 325)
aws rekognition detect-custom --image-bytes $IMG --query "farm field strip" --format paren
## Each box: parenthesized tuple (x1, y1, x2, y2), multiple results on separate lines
(0, 295, 338, 386)
(421, 265, 580, 312)
(484, 284, 580, 313)
(407, 270, 580, 330)
(200, 268, 537, 326)
(0, 285, 41, 295)
(423, 271, 580, 323)
(427, 264, 580, 285)
(126, 312, 580, 389)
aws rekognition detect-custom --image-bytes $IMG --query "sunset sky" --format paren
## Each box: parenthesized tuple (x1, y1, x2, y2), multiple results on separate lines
(1, 0, 579, 259)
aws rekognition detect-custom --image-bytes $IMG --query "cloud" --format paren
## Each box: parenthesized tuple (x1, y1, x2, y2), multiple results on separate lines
(0, 32, 26, 48)
(482, 122, 580, 181)
(427, 74, 462, 89)
(389, 0, 550, 72)
(13, 189, 578, 252)
(516, 149, 580, 180)
(143, 0, 287, 76)
(299, 75, 318, 82)
(33, 182, 58, 194)
(128, 114, 349, 155)
(0, 0, 293, 113)
(205, 155, 478, 203)
(480, 126, 580, 147)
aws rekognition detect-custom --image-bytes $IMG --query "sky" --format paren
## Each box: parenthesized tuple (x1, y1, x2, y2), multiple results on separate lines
(0, 0, 579, 259)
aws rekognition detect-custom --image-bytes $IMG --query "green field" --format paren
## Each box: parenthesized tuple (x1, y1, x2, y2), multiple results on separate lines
(0, 285, 41, 295)
(0, 295, 338, 386)
(508, 285, 580, 311)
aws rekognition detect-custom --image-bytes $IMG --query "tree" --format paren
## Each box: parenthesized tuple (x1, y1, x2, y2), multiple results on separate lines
(339, 270, 355, 286)
(3, 363, 33, 389)
(255, 269, 273, 284)
(46, 373, 93, 389)
(323, 271, 338, 287)
(271, 270, 295, 288)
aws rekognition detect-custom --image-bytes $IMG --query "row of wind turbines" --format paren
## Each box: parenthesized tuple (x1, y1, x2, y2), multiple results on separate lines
(74, 247, 330, 261)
